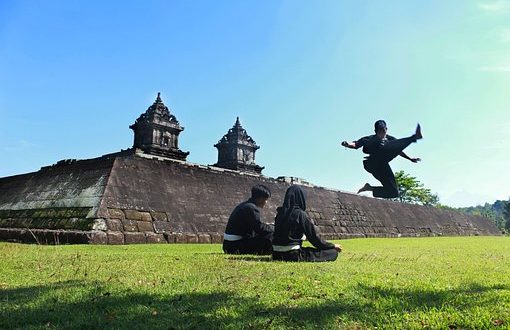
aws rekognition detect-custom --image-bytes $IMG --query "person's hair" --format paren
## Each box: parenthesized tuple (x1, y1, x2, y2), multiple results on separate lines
(374, 120, 387, 133)
(251, 184, 271, 199)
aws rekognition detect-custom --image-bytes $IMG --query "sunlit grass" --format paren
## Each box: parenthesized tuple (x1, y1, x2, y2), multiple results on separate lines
(1, 237, 509, 329)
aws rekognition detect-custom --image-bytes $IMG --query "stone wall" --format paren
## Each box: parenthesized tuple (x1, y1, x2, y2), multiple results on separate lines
(0, 153, 501, 244)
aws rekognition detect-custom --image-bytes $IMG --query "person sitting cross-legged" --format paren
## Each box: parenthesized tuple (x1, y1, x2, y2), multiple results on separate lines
(272, 185, 341, 262)
(223, 184, 274, 255)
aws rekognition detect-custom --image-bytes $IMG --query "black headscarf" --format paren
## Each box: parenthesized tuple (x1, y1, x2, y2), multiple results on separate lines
(277, 185, 307, 220)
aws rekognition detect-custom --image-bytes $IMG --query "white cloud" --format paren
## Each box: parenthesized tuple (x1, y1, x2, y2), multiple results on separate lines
(478, 0, 508, 12)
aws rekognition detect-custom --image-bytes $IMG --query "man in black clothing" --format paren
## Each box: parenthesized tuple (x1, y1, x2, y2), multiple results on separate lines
(341, 120, 423, 198)
(223, 185, 274, 255)
(272, 185, 341, 262)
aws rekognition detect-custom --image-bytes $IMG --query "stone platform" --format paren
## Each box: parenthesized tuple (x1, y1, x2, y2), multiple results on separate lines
(0, 151, 501, 244)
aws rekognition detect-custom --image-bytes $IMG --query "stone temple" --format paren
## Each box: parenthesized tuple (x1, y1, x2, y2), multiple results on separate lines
(0, 93, 500, 244)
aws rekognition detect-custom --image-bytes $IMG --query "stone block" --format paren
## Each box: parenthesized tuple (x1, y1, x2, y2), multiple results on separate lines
(210, 233, 223, 243)
(174, 233, 187, 243)
(92, 219, 108, 231)
(164, 233, 176, 243)
(198, 234, 211, 244)
(137, 221, 155, 232)
(107, 232, 125, 245)
(67, 218, 93, 231)
(318, 220, 335, 227)
(108, 208, 125, 220)
(88, 231, 107, 244)
(106, 219, 123, 231)
(186, 234, 199, 243)
(153, 221, 172, 233)
(150, 211, 168, 222)
(122, 219, 138, 232)
(140, 212, 152, 222)
(124, 232, 146, 244)
(59, 231, 90, 244)
(124, 210, 144, 221)
(146, 233, 166, 243)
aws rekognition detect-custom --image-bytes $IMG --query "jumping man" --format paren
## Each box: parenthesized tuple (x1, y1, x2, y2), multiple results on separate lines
(341, 120, 423, 198)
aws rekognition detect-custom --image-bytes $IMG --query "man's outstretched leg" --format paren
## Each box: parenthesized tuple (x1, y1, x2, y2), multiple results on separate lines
(376, 124, 423, 163)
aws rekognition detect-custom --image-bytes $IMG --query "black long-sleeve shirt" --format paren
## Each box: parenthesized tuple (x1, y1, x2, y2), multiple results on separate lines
(224, 198, 274, 238)
(273, 207, 334, 250)
(355, 134, 396, 154)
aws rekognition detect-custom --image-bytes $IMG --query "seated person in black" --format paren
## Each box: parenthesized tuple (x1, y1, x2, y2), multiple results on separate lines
(223, 185, 274, 255)
(341, 120, 422, 199)
(272, 185, 341, 262)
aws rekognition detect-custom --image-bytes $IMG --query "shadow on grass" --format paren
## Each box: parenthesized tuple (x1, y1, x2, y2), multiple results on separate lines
(225, 255, 272, 262)
(1, 280, 508, 329)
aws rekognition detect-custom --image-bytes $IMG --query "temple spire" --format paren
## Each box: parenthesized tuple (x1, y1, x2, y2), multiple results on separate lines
(213, 117, 264, 174)
(129, 93, 189, 160)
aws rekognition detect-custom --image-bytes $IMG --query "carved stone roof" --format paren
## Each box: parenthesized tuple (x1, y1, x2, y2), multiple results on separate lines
(215, 117, 258, 148)
(131, 92, 182, 130)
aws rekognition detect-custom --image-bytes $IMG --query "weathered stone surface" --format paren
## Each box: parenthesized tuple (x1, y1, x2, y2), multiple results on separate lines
(0, 151, 501, 245)
(174, 233, 187, 243)
(88, 231, 107, 244)
(124, 210, 144, 221)
(108, 208, 125, 220)
(198, 234, 211, 244)
(210, 233, 223, 243)
(146, 233, 166, 243)
(186, 234, 199, 243)
(122, 219, 138, 232)
(164, 233, 176, 243)
(140, 212, 152, 222)
(137, 221, 154, 232)
(150, 211, 168, 222)
(107, 231, 124, 245)
(92, 219, 108, 231)
(106, 219, 123, 231)
(153, 221, 171, 233)
(124, 232, 146, 244)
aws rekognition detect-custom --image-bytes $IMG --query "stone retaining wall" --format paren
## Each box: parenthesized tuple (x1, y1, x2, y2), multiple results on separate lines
(0, 154, 501, 244)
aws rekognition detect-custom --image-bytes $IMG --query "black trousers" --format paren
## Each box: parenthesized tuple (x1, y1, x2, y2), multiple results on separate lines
(223, 235, 273, 255)
(272, 247, 338, 262)
(363, 135, 417, 199)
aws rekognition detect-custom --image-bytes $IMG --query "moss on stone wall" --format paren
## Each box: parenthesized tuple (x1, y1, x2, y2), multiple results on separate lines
(0, 208, 93, 230)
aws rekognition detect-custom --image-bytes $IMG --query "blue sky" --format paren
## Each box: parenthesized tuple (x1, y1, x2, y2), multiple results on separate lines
(1, 0, 509, 207)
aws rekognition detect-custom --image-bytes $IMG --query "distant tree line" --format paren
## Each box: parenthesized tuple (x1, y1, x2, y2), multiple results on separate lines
(457, 200, 510, 233)
(394, 170, 509, 233)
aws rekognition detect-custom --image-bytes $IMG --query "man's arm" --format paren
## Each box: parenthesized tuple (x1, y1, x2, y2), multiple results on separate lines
(341, 141, 357, 149)
(249, 206, 274, 235)
(399, 151, 421, 163)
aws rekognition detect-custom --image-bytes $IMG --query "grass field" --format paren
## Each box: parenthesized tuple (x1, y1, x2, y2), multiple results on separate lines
(1, 236, 509, 329)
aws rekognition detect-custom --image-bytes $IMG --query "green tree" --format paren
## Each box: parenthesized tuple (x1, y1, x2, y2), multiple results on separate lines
(458, 200, 508, 231)
(503, 201, 510, 232)
(394, 170, 439, 206)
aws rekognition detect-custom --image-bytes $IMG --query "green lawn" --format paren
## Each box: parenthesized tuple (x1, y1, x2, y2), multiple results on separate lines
(1, 236, 509, 329)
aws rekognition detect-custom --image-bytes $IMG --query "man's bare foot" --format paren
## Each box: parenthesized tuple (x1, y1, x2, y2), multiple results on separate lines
(415, 123, 423, 140)
(357, 183, 372, 194)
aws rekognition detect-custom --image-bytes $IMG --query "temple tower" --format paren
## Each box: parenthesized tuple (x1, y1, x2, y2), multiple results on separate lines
(129, 93, 189, 160)
(214, 117, 264, 173)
